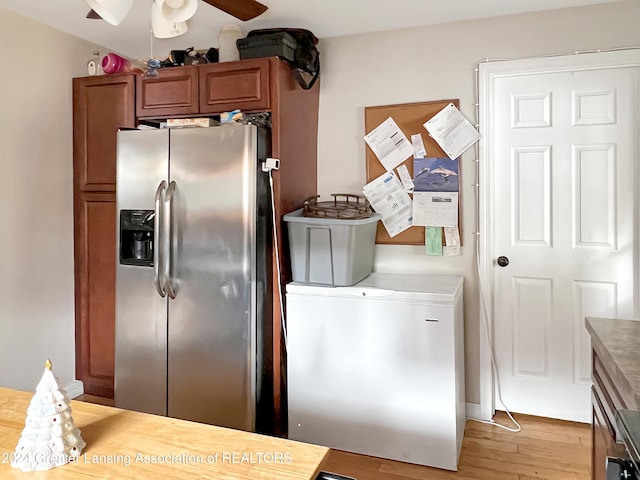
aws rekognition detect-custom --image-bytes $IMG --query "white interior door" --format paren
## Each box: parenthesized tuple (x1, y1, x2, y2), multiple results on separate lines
(487, 58, 638, 422)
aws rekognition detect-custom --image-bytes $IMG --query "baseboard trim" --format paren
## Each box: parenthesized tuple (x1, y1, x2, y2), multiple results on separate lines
(466, 402, 482, 420)
(64, 380, 84, 399)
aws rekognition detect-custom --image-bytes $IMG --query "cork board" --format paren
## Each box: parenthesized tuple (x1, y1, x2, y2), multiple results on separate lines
(365, 99, 460, 245)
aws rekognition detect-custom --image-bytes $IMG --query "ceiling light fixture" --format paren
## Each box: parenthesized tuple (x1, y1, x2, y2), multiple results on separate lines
(87, 0, 267, 25)
(86, 0, 133, 26)
(158, 0, 198, 23)
(151, 1, 189, 38)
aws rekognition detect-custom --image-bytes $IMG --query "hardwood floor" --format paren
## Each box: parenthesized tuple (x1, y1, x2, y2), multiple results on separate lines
(71, 397, 592, 480)
(75, 393, 115, 407)
(321, 412, 591, 480)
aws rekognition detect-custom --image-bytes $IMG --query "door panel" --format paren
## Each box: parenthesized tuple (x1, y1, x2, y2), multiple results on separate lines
(136, 66, 199, 117)
(511, 277, 552, 377)
(75, 192, 116, 397)
(492, 66, 638, 421)
(167, 126, 258, 430)
(513, 146, 551, 246)
(574, 144, 616, 247)
(73, 75, 135, 191)
(198, 59, 270, 113)
(574, 282, 616, 384)
(114, 129, 170, 416)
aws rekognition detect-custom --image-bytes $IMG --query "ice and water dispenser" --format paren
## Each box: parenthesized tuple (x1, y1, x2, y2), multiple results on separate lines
(119, 210, 154, 267)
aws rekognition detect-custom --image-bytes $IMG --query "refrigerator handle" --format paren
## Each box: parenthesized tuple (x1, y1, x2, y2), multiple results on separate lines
(164, 180, 177, 299)
(154, 181, 167, 298)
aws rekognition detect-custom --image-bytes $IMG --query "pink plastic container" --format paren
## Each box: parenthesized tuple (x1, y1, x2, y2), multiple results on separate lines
(102, 53, 131, 74)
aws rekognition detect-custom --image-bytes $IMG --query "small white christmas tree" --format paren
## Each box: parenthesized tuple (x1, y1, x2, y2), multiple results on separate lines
(11, 359, 86, 472)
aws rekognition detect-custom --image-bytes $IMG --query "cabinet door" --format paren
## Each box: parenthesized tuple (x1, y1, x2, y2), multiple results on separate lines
(592, 389, 609, 480)
(74, 192, 116, 398)
(73, 74, 135, 191)
(199, 59, 270, 113)
(591, 389, 628, 480)
(136, 66, 199, 117)
(591, 349, 629, 480)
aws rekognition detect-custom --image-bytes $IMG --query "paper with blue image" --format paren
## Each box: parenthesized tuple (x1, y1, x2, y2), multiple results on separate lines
(412, 157, 459, 227)
(413, 157, 459, 192)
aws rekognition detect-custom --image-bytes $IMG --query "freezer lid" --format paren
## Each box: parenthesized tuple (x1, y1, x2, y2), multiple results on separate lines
(286, 272, 463, 303)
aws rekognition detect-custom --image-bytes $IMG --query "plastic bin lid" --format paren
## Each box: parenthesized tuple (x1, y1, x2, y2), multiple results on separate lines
(283, 208, 381, 226)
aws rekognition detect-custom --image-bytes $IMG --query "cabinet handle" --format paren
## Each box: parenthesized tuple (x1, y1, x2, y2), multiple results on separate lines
(424, 318, 440, 323)
(154, 181, 167, 298)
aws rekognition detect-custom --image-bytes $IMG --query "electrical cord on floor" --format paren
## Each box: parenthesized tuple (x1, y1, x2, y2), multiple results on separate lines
(268, 169, 288, 350)
(467, 246, 521, 433)
(466, 220, 521, 433)
(464, 62, 521, 434)
(464, 261, 521, 432)
(467, 289, 522, 433)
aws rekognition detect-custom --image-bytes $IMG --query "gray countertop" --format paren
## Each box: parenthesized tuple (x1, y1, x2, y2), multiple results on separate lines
(586, 316, 640, 410)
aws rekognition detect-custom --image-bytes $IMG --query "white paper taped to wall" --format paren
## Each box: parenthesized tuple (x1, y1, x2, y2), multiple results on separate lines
(423, 103, 480, 160)
(444, 226, 461, 256)
(396, 164, 415, 192)
(364, 117, 414, 171)
(412, 192, 459, 227)
(411, 133, 427, 159)
(363, 171, 413, 237)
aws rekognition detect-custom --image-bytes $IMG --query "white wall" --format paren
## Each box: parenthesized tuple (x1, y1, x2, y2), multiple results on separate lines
(316, 0, 640, 403)
(0, 9, 104, 391)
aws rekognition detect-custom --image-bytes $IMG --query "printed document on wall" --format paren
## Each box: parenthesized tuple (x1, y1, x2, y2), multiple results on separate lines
(411, 133, 427, 159)
(396, 164, 414, 192)
(444, 226, 461, 256)
(362, 172, 413, 237)
(423, 103, 480, 160)
(412, 192, 459, 227)
(364, 117, 414, 171)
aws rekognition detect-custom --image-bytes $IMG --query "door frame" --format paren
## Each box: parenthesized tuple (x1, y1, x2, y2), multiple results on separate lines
(478, 49, 640, 421)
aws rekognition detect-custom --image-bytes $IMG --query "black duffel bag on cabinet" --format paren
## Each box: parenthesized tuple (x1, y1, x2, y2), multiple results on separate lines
(245, 28, 320, 90)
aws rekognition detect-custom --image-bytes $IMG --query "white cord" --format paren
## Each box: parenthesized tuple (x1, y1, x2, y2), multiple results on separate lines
(466, 59, 521, 433)
(469, 269, 521, 432)
(268, 169, 288, 349)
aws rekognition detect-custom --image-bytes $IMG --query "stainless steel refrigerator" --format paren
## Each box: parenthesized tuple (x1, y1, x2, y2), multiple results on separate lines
(114, 125, 272, 433)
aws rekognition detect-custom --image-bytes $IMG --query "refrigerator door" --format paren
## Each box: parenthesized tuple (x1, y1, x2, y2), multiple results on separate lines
(115, 129, 170, 416)
(167, 126, 258, 430)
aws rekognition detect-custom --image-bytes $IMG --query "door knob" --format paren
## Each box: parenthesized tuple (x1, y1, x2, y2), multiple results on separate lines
(497, 256, 509, 267)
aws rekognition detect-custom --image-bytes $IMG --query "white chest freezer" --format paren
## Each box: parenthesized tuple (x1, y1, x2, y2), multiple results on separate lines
(286, 273, 465, 471)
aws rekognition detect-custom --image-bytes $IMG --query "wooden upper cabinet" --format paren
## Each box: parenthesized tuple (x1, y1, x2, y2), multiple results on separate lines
(199, 59, 270, 114)
(73, 74, 136, 192)
(136, 59, 270, 117)
(136, 66, 199, 117)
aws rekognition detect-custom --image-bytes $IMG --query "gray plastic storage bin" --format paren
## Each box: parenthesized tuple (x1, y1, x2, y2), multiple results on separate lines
(284, 208, 380, 286)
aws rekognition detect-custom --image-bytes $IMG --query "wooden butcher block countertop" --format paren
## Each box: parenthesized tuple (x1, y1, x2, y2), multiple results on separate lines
(0, 387, 329, 479)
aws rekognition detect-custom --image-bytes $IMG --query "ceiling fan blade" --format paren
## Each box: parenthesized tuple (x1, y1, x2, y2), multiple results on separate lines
(202, 0, 268, 21)
(86, 9, 103, 20)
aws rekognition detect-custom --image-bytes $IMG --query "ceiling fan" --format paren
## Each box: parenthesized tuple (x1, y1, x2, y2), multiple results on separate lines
(87, 0, 268, 24)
